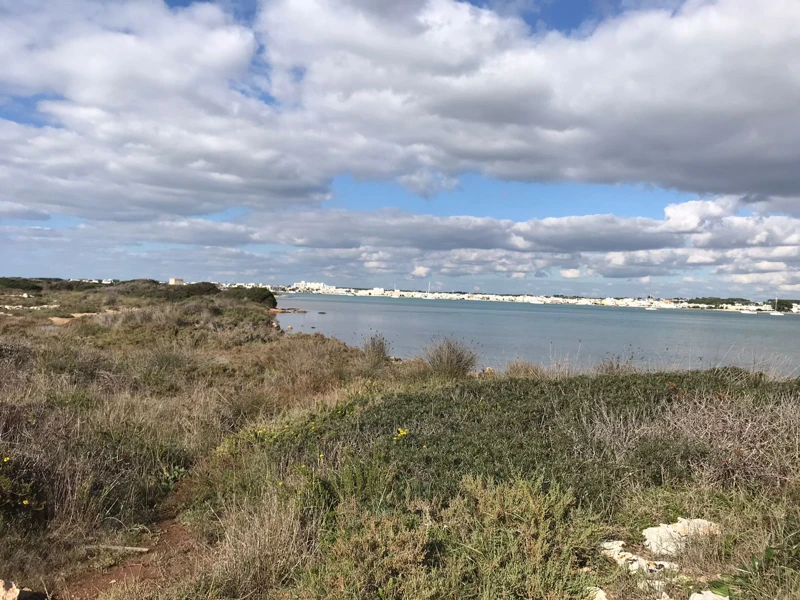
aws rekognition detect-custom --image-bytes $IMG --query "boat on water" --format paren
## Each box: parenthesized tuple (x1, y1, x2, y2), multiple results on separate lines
(645, 307, 658, 311)
(770, 294, 784, 316)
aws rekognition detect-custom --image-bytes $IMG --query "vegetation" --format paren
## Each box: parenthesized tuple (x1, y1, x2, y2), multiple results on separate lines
(422, 336, 479, 378)
(1, 284, 799, 599)
(0, 277, 46, 292)
(221, 286, 278, 308)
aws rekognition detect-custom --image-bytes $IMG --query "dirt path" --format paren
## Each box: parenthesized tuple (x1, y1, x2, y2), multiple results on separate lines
(60, 519, 198, 599)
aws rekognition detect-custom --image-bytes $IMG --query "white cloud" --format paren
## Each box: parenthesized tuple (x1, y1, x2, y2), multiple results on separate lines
(560, 269, 582, 278)
(1, 0, 800, 224)
(2, 0, 800, 296)
(411, 265, 431, 278)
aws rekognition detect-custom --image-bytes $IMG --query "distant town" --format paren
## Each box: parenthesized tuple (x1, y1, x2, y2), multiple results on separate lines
(62, 277, 799, 314)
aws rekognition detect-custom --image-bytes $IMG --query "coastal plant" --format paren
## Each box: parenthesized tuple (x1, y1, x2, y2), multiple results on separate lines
(359, 333, 391, 375)
(505, 359, 547, 379)
(422, 336, 478, 378)
(289, 476, 598, 600)
(0, 453, 46, 521)
(221, 286, 278, 308)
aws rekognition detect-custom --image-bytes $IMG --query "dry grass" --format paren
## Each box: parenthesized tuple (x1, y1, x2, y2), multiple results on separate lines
(0, 295, 403, 590)
(422, 336, 479, 378)
(359, 333, 391, 376)
(504, 359, 548, 379)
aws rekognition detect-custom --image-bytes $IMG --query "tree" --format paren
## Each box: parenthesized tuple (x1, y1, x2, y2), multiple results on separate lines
(774, 299, 794, 312)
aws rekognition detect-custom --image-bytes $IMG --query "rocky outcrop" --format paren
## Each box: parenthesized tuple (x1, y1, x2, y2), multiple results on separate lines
(594, 517, 725, 600)
(600, 540, 678, 574)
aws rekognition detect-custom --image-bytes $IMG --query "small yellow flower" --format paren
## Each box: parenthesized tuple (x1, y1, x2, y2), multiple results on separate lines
(3, 457, 9, 462)
(22, 499, 29, 505)
(278, 481, 283, 486)
(319, 453, 324, 458)
(392, 427, 410, 441)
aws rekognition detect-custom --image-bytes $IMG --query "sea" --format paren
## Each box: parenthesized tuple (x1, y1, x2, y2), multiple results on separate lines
(275, 294, 800, 375)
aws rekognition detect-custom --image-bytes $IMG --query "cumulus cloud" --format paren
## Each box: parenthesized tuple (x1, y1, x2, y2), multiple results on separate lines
(2, 0, 800, 296)
(411, 265, 431, 278)
(1, 0, 800, 221)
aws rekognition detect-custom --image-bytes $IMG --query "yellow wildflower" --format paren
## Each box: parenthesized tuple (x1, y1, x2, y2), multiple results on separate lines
(22, 499, 29, 505)
(392, 427, 410, 441)
(3, 457, 9, 462)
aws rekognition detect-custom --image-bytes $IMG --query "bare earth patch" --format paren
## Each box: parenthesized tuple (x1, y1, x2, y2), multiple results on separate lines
(62, 520, 196, 600)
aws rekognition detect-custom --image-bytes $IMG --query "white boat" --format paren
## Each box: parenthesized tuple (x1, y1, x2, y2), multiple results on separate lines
(645, 307, 658, 311)
(740, 310, 757, 315)
(770, 294, 784, 316)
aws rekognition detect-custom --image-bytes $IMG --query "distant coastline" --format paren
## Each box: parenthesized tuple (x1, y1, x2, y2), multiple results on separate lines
(282, 287, 799, 315)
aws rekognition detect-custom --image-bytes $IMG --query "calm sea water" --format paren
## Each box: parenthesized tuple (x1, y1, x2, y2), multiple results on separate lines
(276, 294, 800, 374)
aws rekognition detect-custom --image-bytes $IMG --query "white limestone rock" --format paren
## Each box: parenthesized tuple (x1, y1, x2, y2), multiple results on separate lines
(586, 587, 609, 600)
(643, 518, 721, 556)
(689, 591, 728, 600)
(637, 579, 673, 600)
(600, 540, 679, 574)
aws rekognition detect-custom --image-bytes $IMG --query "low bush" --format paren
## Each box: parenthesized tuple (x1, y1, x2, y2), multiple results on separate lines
(221, 287, 277, 308)
(422, 336, 478, 378)
(359, 333, 391, 376)
(0, 277, 43, 292)
(47, 279, 103, 292)
(111, 279, 220, 302)
(294, 477, 598, 600)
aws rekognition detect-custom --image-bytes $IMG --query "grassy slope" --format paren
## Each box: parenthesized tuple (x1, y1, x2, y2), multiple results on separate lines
(1, 280, 799, 599)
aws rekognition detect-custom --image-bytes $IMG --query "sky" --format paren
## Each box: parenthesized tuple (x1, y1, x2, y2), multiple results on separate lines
(2, 0, 800, 299)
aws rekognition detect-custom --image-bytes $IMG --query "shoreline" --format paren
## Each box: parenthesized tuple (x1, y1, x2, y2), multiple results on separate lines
(282, 290, 799, 315)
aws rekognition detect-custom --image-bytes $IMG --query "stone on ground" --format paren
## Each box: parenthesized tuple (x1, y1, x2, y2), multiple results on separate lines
(600, 540, 679, 573)
(643, 518, 720, 556)
(689, 591, 728, 600)
(586, 587, 609, 600)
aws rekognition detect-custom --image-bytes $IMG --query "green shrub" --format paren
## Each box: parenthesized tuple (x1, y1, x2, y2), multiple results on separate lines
(422, 337, 478, 378)
(0, 277, 43, 292)
(257, 372, 796, 510)
(294, 477, 598, 600)
(0, 454, 46, 521)
(221, 287, 277, 308)
(47, 280, 103, 292)
(111, 279, 220, 302)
